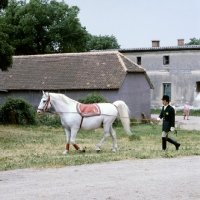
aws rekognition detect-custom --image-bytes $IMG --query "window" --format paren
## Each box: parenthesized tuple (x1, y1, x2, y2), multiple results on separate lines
(137, 57, 141, 65)
(163, 83, 171, 98)
(163, 55, 170, 65)
(196, 81, 200, 92)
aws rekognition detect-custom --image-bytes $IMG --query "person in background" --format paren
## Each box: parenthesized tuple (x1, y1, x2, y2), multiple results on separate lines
(184, 102, 190, 120)
(157, 95, 181, 151)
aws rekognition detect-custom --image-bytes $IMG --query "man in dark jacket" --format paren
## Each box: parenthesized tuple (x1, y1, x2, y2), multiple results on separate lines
(157, 95, 181, 150)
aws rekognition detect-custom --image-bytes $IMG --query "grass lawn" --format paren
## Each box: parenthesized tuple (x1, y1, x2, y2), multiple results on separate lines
(1, 123, 200, 171)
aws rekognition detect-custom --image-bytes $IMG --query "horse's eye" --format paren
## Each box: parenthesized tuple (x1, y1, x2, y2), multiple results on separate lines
(43, 100, 46, 103)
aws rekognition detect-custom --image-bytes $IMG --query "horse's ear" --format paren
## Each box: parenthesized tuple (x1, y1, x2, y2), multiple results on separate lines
(42, 91, 45, 95)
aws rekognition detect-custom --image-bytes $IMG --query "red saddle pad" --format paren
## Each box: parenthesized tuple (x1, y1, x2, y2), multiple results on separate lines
(76, 103, 101, 117)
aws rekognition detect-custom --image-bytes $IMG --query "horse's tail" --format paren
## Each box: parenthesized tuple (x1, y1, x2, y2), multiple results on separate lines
(113, 100, 133, 136)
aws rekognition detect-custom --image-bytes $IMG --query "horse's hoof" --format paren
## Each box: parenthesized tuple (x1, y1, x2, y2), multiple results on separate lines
(112, 149, 117, 153)
(79, 147, 86, 153)
(96, 150, 100, 153)
(62, 150, 68, 154)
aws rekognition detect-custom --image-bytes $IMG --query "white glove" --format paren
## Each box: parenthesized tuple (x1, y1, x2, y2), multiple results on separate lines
(157, 118, 161, 121)
(170, 127, 175, 131)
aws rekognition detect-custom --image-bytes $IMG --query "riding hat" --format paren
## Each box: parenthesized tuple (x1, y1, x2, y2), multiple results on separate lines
(161, 95, 170, 102)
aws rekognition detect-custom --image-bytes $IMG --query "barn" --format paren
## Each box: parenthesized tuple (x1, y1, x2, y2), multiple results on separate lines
(0, 51, 153, 118)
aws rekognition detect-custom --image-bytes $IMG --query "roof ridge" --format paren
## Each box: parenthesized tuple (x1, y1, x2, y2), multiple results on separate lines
(13, 51, 119, 58)
(119, 53, 146, 72)
(116, 52, 128, 72)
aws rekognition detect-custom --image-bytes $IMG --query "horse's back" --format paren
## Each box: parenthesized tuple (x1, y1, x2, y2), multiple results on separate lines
(97, 103, 118, 115)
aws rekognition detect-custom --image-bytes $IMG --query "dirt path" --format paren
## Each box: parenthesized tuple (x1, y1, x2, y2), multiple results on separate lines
(1, 156, 200, 200)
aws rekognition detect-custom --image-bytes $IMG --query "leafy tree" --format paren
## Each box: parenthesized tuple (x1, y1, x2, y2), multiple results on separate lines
(86, 34, 120, 51)
(0, 0, 14, 71)
(0, 23, 15, 71)
(0, 0, 8, 10)
(185, 37, 200, 45)
(1, 0, 89, 55)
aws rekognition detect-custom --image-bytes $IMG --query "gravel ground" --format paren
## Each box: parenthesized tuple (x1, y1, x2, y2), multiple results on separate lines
(0, 156, 200, 200)
(0, 116, 200, 200)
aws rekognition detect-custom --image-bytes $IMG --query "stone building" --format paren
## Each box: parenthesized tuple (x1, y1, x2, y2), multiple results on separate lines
(119, 39, 200, 108)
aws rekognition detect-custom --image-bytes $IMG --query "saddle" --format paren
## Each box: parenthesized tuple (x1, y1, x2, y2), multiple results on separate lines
(76, 103, 101, 117)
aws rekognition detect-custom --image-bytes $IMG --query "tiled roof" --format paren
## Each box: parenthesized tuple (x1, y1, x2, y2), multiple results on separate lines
(0, 51, 153, 90)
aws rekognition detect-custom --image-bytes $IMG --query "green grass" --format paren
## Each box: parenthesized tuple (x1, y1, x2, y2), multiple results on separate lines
(1, 123, 200, 171)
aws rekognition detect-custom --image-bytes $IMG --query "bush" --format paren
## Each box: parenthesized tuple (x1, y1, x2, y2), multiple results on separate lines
(0, 97, 36, 125)
(78, 92, 110, 104)
(36, 113, 61, 127)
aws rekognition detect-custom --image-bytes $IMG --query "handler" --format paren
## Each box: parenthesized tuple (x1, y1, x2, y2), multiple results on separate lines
(157, 95, 181, 150)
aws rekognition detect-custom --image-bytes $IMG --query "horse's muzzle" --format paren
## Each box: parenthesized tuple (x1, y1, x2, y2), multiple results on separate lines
(37, 109, 44, 114)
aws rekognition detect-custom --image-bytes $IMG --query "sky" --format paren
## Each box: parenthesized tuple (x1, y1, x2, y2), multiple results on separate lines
(62, 0, 200, 49)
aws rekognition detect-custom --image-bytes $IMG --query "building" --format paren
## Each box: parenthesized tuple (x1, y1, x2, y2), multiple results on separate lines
(0, 51, 153, 118)
(119, 39, 200, 108)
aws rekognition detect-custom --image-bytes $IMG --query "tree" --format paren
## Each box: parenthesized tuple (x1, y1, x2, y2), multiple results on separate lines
(86, 34, 120, 51)
(0, 0, 14, 71)
(0, 31, 14, 71)
(0, 0, 8, 10)
(185, 37, 200, 45)
(2, 0, 89, 55)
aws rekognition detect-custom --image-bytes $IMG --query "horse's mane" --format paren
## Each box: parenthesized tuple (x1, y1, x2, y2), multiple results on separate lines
(49, 93, 78, 105)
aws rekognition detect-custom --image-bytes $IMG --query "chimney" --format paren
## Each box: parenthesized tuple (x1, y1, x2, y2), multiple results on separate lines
(152, 40, 160, 47)
(178, 39, 184, 46)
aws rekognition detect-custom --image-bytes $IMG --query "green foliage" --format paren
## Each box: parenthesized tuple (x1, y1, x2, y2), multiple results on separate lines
(0, 97, 36, 125)
(0, 30, 14, 71)
(0, 0, 8, 10)
(185, 37, 200, 45)
(36, 113, 61, 127)
(0, 0, 15, 71)
(86, 34, 120, 51)
(1, 0, 89, 55)
(78, 92, 110, 104)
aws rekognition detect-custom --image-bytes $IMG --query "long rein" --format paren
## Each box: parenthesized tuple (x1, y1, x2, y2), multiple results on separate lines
(37, 96, 179, 135)
(37, 95, 159, 124)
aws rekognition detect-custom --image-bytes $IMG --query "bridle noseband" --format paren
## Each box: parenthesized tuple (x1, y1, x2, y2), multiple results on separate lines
(37, 95, 51, 112)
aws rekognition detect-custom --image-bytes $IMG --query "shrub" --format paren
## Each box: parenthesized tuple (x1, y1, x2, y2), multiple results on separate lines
(0, 97, 36, 125)
(36, 113, 61, 127)
(78, 92, 110, 104)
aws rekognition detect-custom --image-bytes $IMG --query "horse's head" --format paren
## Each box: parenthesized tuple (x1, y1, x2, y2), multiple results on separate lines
(37, 91, 52, 114)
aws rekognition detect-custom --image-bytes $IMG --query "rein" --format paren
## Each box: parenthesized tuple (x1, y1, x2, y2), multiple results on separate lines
(38, 96, 178, 135)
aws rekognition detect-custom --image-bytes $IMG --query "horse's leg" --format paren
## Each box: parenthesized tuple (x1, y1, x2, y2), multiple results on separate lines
(70, 127, 85, 152)
(63, 128, 71, 154)
(110, 126, 118, 153)
(96, 124, 110, 152)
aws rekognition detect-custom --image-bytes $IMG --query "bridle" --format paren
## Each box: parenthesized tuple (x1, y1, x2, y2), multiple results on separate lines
(37, 94, 51, 112)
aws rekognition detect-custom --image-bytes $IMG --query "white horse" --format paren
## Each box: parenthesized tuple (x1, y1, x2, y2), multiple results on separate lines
(37, 92, 132, 154)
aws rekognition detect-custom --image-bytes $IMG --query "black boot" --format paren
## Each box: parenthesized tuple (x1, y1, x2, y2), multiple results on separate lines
(167, 137, 180, 150)
(162, 137, 167, 150)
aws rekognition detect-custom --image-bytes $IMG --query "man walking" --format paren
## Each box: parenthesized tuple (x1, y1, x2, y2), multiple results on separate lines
(157, 95, 181, 150)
